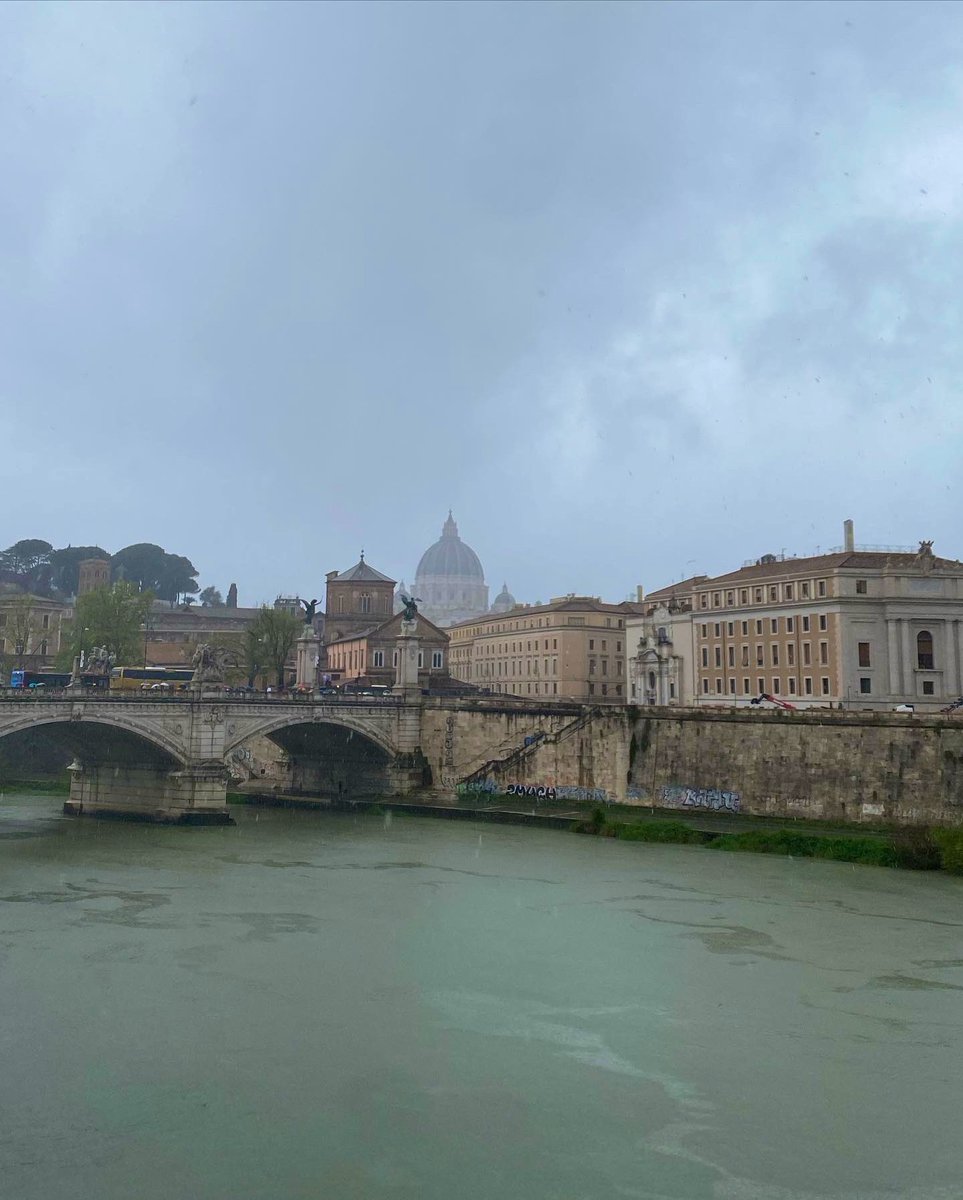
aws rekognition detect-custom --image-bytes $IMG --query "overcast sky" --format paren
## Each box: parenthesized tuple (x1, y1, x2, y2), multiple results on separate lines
(2, 0, 962, 605)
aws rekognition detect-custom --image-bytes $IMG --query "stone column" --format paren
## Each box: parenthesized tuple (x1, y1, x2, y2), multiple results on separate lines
(395, 619, 421, 697)
(886, 619, 900, 696)
(295, 627, 321, 689)
(900, 619, 913, 700)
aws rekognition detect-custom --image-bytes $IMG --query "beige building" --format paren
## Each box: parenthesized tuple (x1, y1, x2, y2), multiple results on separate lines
(448, 596, 645, 701)
(325, 610, 450, 688)
(636, 525, 963, 710)
(0, 590, 71, 677)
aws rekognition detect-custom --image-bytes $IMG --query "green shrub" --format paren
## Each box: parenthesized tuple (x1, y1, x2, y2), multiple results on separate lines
(613, 820, 711, 846)
(708, 828, 898, 867)
(933, 828, 963, 874)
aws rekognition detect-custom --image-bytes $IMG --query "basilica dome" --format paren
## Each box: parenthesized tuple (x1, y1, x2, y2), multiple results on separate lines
(413, 513, 489, 628)
(416, 513, 484, 580)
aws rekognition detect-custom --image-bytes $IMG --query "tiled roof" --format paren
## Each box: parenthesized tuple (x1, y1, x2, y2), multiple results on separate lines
(645, 575, 708, 601)
(701, 550, 963, 587)
(447, 596, 646, 629)
(335, 559, 396, 584)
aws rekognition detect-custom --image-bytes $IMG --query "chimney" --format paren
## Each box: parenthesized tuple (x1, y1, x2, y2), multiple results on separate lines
(844, 519, 855, 552)
(636, 585, 645, 603)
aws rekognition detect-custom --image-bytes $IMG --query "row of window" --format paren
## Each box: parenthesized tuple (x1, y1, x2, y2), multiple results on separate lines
(0, 638, 50, 655)
(699, 580, 831, 609)
(455, 616, 626, 638)
(702, 676, 833, 697)
(0, 613, 52, 629)
(701, 614, 829, 638)
(474, 659, 559, 677)
(369, 650, 444, 669)
(702, 641, 830, 669)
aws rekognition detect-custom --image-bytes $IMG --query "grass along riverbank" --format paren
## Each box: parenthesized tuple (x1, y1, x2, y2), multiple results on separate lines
(574, 808, 963, 873)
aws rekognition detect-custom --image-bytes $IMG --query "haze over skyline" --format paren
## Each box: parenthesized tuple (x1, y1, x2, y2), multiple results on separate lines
(3, 1, 961, 606)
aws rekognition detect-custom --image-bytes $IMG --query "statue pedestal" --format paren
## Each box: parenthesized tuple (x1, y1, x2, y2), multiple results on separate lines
(395, 620, 420, 695)
(296, 627, 321, 689)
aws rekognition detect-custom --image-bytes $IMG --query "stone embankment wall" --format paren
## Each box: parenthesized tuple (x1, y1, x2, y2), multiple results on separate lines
(448, 706, 963, 828)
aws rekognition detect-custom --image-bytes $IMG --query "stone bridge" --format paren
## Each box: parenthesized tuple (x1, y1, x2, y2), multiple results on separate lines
(0, 693, 583, 823)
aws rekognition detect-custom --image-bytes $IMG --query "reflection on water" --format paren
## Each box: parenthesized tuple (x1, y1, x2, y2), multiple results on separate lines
(1, 791, 962, 1200)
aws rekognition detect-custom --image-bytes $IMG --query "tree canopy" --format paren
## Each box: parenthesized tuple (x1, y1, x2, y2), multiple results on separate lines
(247, 607, 302, 688)
(66, 582, 154, 665)
(199, 586, 224, 607)
(48, 546, 110, 596)
(111, 544, 199, 603)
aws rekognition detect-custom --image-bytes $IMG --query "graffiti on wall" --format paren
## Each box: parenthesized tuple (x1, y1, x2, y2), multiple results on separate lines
(659, 784, 741, 813)
(456, 779, 498, 795)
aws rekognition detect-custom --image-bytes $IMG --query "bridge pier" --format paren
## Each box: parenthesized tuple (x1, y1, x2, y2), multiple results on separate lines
(64, 761, 232, 825)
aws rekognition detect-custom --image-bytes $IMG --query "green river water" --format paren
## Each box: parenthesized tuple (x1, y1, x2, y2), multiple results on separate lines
(1, 791, 962, 1200)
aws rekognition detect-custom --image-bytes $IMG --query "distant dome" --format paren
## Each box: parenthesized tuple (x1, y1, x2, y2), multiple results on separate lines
(491, 583, 516, 613)
(416, 512, 484, 581)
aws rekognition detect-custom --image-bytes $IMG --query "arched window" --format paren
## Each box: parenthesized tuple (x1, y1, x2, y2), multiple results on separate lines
(338, 596, 344, 614)
(917, 630, 934, 670)
(360, 593, 371, 614)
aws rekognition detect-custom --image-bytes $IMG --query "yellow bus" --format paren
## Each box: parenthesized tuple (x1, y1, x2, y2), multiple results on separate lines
(110, 667, 195, 691)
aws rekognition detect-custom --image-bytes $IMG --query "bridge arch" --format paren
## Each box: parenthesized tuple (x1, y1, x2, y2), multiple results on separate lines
(0, 710, 187, 768)
(223, 712, 399, 760)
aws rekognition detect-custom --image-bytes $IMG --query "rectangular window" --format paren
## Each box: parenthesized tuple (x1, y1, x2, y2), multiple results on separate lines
(821, 677, 830, 695)
(701, 624, 708, 638)
(743, 678, 750, 694)
(702, 647, 709, 667)
(714, 647, 722, 668)
(754, 588, 763, 603)
(589, 660, 595, 674)
(729, 677, 736, 694)
(856, 579, 867, 594)
(601, 661, 608, 675)
(726, 591, 734, 605)
(601, 641, 607, 651)
(819, 614, 828, 631)
(804, 677, 813, 695)
(741, 645, 749, 667)
(700, 594, 707, 609)
(589, 639, 594, 650)
(756, 644, 764, 666)
(727, 622, 734, 636)
(42, 614, 50, 630)
(713, 592, 720, 607)
(818, 580, 827, 597)
(802, 616, 810, 632)
(756, 619, 763, 636)
(803, 642, 811, 666)
(785, 584, 793, 600)
(787, 644, 795, 666)
(859, 677, 871, 694)
(702, 679, 709, 694)
(417, 651, 424, 668)
(819, 642, 828, 665)
(741, 621, 748, 636)
(788, 677, 797, 694)
(715, 678, 722, 694)
(757, 677, 765, 694)
(801, 582, 810, 598)
(714, 623, 721, 637)
(728, 646, 735, 667)
(771, 618, 778, 634)
(786, 616, 794, 633)
(772, 677, 781, 694)
(858, 642, 871, 668)
(740, 590, 748, 604)
(922, 680, 935, 695)
(432, 650, 443, 669)
(770, 586, 778, 602)
(771, 645, 779, 666)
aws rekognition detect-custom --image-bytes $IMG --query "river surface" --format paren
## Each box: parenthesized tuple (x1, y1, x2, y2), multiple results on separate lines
(2, 792, 963, 1200)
